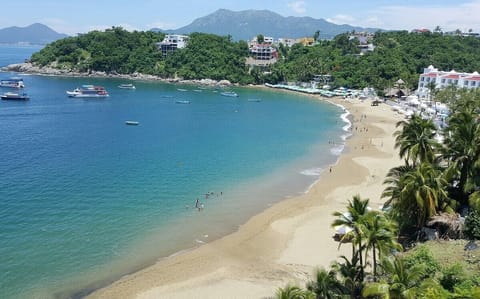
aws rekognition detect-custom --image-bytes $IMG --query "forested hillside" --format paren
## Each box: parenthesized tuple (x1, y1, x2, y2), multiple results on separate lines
(30, 28, 480, 91)
(267, 31, 480, 91)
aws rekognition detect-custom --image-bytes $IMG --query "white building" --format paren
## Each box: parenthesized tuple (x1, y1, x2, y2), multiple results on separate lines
(417, 65, 480, 98)
(156, 34, 189, 56)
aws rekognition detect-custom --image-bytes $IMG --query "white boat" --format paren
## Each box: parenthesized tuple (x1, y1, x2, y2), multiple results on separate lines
(177, 88, 188, 92)
(1, 92, 29, 100)
(67, 85, 109, 98)
(0, 77, 24, 88)
(125, 121, 139, 125)
(176, 100, 191, 104)
(247, 98, 261, 102)
(118, 83, 136, 89)
(220, 91, 238, 97)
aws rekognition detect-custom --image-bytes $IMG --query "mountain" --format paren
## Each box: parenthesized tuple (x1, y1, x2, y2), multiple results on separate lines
(0, 23, 68, 45)
(153, 9, 381, 41)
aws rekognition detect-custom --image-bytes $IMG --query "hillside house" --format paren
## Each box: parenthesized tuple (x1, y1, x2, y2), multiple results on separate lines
(156, 34, 189, 57)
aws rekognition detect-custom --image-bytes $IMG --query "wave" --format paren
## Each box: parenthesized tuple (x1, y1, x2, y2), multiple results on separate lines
(330, 144, 345, 156)
(300, 167, 324, 176)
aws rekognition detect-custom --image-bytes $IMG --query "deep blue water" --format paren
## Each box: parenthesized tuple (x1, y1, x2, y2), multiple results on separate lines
(0, 45, 346, 298)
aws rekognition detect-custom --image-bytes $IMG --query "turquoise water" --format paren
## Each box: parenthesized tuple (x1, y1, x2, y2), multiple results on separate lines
(0, 45, 347, 298)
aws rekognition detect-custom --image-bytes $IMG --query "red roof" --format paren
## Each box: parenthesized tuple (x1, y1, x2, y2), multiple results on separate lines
(466, 76, 480, 81)
(442, 74, 460, 79)
(422, 73, 438, 78)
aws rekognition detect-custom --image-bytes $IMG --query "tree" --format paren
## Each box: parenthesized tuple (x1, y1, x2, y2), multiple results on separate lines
(306, 267, 343, 299)
(443, 98, 480, 204)
(313, 30, 320, 41)
(331, 255, 363, 299)
(257, 34, 265, 44)
(362, 256, 425, 299)
(332, 195, 370, 281)
(363, 212, 400, 280)
(393, 114, 439, 167)
(383, 163, 452, 229)
(276, 285, 315, 299)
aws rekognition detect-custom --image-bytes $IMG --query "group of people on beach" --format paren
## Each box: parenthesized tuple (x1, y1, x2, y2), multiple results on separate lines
(186, 191, 224, 211)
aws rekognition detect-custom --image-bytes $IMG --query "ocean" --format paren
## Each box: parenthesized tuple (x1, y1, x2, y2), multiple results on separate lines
(0, 44, 348, 298)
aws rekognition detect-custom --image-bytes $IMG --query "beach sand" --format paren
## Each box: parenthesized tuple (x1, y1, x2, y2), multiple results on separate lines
(87, 95, 403, 299)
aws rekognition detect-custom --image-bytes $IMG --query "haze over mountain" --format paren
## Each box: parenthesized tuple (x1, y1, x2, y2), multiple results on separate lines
(0, 23, 68, 45)
(153, 9, 381, 40)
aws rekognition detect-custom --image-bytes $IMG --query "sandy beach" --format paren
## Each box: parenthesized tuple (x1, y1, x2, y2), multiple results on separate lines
(87, 95, 403, 299)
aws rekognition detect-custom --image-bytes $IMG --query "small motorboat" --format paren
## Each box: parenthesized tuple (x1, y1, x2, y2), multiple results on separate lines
(0, 77, 24, 88)
(125, 121, 139, 126)
(1, 92, 30, 100)
(67, 85, 109, 98)
(118, 83, 136, 89)
(175, 100, 191, 104)
(220, 91, 238, 97)
(247, 98, 261, 102)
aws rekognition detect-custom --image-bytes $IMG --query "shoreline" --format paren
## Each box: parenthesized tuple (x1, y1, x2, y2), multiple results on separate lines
(1, 63, 237, 87)
(84, 94, 403, 299)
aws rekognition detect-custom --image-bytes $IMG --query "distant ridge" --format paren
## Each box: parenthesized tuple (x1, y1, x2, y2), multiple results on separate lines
(152, 9, 381, 40)
(0, 23, 68, 45)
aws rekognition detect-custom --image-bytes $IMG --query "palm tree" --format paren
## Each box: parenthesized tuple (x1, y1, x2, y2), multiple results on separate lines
(331, 255, 363, 299)
(332, 195, 370, 281)
(276, 285, 316, 299)
(362, 213, 401, 280)
(362, 256, 425, 299)
(443, 107, 480, 205)
(306, 267, 343, 299)
(383, 162, 452, 229)
(394, 114, 439, 167)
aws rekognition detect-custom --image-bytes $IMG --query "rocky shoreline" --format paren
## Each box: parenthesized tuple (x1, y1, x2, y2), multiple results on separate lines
(1, 63, 234, 87)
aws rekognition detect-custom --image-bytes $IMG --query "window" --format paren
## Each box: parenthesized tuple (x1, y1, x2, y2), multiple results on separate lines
(465, 81, 469, 85)
(441, 79, 446, 83)
(427, 77, 430, 82)
(420, 83, 424, 88)
(421, 77, 425, 81)
(447, 79, 452, 84)
(454, 80, 458, 84)
(473, 81, 477, 86)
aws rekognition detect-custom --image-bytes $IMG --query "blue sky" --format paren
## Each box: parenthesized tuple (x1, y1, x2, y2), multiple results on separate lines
(1, 0, 479, 35)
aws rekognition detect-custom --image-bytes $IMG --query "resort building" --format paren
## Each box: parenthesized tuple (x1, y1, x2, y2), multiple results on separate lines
(276, 38, 297, 47)
(297, 37, 315, 46)
(417, 65, 480, 98)
(349, 32, 376, 53)
(156, 34, 189, 57)
(246, 36, 278, 67)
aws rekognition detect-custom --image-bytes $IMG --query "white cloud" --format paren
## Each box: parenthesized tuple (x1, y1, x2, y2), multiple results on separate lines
(357, 1, 480, 31)
(146, 21, 177, 30)
(326, 14, 356, 25)
(288, 1, 307, 14)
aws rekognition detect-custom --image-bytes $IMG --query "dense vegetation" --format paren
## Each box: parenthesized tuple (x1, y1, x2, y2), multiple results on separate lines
(266, 31, 480, 92)
(31, 27, 166, 74)
(158, 33, 252, 84)
(274, 87, 480, 298)
(30, 28, 480, 91)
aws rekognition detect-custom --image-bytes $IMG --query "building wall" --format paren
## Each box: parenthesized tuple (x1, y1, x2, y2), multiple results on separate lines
(417, 65, 480, 98)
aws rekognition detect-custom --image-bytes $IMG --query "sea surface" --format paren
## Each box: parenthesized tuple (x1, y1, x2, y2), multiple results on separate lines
(0, 44, 348, 298)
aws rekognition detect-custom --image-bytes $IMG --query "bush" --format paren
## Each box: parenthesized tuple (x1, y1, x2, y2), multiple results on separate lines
(464, 209, 480, 240)
(440, 263, 465, 292)
(403, 245, 440, 280)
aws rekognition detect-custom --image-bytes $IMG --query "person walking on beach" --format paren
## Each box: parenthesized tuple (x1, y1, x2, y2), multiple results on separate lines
(195, 198, 199, 209)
